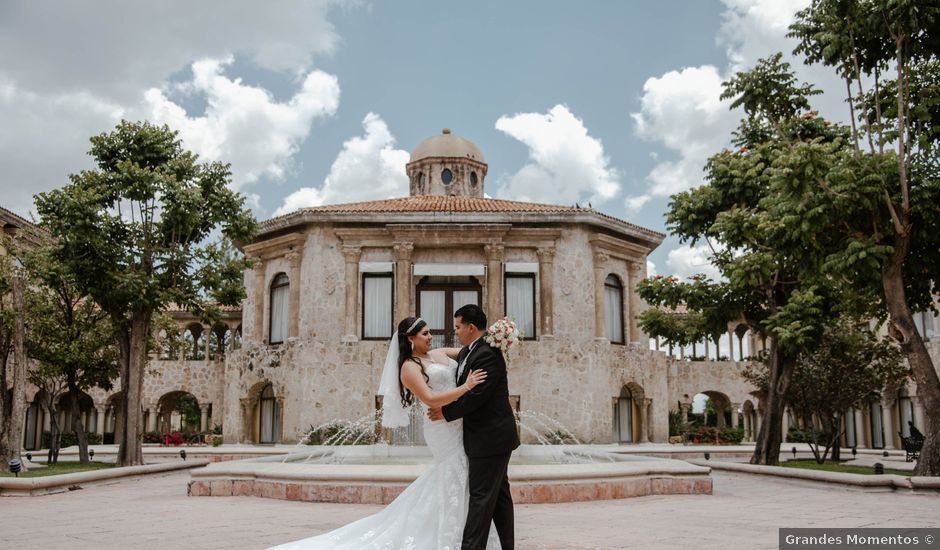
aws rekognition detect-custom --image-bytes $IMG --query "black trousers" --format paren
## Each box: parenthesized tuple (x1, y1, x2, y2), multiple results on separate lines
(462, 452, 514, 550)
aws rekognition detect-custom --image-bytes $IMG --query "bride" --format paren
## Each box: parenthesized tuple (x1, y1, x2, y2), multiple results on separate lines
(269, 317, 502, 549)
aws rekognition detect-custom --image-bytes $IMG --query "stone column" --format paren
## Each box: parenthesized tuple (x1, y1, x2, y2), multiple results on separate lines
(856, 407, 869, 448)
(342, 246, 362, 341)
(146, 408, 157, 432)
(484, 244, 504, 319)
(728, 330, 735, 360)
(731, 403, 740, 428)
(252, 258, 266, 343)
(393, 242, 414, 322)
(593, 252, 609, 339)
(639, 398, 651, 443)
(200, 404, 210, 432)
(203, 326, 211, 360)
(912, 396, 927, 434)
(782, 409, 790, 442)
(286, 251, 302, 339)
(536, 247, 555, 338)
(95, 406, 106, 436)
(882, 399, 896, 449)
(627, 262, 643, 343)
(679, 401, 690, 425)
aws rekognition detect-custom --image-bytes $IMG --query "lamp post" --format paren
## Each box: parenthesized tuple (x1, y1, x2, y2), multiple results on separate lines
(180, 449, 186, 461)
(8, 458, 22, 477)
(89, 449, 94, 461)
(791, 446, 797, 459)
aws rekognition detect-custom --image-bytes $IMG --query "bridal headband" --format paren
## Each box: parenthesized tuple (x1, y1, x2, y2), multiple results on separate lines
(403, 317, 424, 335)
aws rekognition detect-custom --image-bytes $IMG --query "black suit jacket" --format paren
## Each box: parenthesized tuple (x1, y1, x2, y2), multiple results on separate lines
(442, 337, 520, 458)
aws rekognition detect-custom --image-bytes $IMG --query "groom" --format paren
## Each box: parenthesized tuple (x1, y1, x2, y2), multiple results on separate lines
(429, 303, 520, 550)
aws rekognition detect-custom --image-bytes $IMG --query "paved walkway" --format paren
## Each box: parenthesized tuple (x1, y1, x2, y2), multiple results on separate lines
(1, 470, 937, 549)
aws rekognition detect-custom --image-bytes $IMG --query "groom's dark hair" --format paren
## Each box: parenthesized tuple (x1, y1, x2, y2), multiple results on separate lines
(454, 304, 487, 331)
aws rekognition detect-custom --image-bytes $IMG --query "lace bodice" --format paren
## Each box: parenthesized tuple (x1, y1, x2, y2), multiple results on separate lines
(425, 361, 458, 394)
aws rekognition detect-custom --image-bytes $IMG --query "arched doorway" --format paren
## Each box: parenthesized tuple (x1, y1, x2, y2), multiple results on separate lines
(691, 391, 731, 428)
(156, 391, 202, 433)
(103, 392, 124, 444)
(57, 391, 95, 438)
(613, 383, 647, 443)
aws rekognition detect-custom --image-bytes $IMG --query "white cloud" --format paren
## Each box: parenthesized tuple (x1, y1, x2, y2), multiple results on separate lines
(0, 83, 125, 216)
(141, 58, 340, 190)
(634, 0, 855, 278)
(666, 244, 724, 281)
(493, 105, 620, 205)
(631, 65, 738, 202)
(274, 113, 409, 216)
(0, 0, 345, 217)
(0, 1, 342, 103)
(646, 260, 657, 278)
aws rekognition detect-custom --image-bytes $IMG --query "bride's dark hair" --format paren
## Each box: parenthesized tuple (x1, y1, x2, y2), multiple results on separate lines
(397, 316, 430, 408)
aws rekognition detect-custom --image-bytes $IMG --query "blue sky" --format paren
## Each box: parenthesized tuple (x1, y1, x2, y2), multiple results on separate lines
(1, 0, 845, 276)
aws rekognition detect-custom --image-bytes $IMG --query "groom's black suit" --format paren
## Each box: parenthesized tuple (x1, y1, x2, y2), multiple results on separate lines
(443, 336, 520, 550)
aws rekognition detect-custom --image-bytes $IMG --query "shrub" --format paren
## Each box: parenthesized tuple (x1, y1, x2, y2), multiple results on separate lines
(787, 427, 833, 444)
(42, 431, 103, 448)
(143, 431, 162, 444)
(160, 431, 185, 446)
(210, 435, 223, 447)
(683, 425, 744, 445)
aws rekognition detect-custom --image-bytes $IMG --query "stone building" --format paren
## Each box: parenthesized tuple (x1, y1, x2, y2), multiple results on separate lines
(223, 129, 757, 445)
(4, 129, 938, 451)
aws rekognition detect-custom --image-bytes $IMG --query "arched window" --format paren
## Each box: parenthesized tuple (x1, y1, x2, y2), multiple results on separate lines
(604, 274, 624, 344)
(269, 273, 290, 344)
(259, 384, 280, 444)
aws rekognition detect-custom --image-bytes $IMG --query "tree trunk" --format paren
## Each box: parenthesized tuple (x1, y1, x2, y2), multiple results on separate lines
(882, 263, 940, 476)
(116, 310, 151, 467)
(46, 403, 60, 464)
(831, 412, 842, 462)
(0, 274, 28, 465)
(750, 340, 796, 466)
(68, 387, 89, 464)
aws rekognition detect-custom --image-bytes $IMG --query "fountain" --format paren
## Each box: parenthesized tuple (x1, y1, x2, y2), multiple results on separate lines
(188, 409, 712, 504)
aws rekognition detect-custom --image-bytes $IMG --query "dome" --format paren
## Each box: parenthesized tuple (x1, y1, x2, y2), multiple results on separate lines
(409, 128, 485, 163)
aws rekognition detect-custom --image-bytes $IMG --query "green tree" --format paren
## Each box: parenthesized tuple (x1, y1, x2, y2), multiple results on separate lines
(34, 121, 256, 466)
(639, 54, 850, 466)
(785, 0, 940, 475)
(745, 319, 907, 464)
(22, 245, 118, 463)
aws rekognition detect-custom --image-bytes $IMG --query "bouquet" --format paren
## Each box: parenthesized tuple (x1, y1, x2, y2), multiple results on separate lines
(484, 317, 522, 353)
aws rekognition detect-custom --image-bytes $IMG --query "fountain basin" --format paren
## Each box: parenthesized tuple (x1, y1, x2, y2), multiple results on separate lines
(187, 445, 712, 504)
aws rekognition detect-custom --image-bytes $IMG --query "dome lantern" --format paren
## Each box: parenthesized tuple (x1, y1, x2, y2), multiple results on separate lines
(406, 128, 487, 197)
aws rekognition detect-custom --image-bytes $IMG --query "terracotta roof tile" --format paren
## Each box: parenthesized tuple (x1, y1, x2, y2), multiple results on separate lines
(298, 195, 579, 214)
(262, 195, 664, 240)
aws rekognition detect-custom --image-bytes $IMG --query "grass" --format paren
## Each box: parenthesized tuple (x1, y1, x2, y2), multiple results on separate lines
(0, 461, 115, 478)
(781, 459, 912, 476)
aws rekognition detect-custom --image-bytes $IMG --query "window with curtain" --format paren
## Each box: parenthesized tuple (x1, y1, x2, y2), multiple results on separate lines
(259, 384, 279, 444)
(914, 311, 936, 340)
(363, 273, 393, 339)
(604, 274, 624, 344)
(416, 278, 481, 347)
(505, 273, 535, 339)
(269, 273, 289, 344)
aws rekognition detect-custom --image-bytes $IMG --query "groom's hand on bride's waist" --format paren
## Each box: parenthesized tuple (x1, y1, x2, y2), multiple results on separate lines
(427, 407, 444, 421)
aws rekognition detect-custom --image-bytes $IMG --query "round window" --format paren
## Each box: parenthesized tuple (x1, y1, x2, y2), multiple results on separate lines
(470, 171, 478, 186)
(441, 168, 453, 185)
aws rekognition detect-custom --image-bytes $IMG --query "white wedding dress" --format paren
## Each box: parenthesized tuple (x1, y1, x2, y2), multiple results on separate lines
(269, 361, 501, 550)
